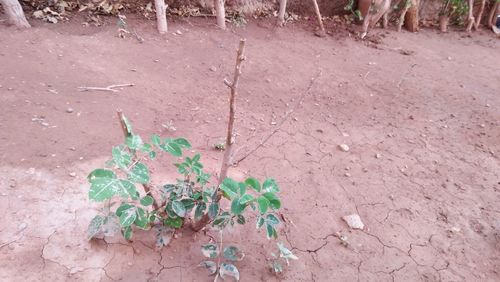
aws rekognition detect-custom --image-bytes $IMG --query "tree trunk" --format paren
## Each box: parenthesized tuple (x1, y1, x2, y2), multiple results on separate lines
(487, 1, 499, 28)
(404, 0, 419, 32)
(154, 0, 168, 34)
(215, 0, 226, 29)
(474, 0, 486, 29)
(277, 0, 287, 26)
(465, 0, 475, 32)
(0, 0, 30, 28)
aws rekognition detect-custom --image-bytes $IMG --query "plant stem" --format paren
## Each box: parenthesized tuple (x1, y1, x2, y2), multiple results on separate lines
(191, 39, 247, 232)
(116, 110, 160, 210)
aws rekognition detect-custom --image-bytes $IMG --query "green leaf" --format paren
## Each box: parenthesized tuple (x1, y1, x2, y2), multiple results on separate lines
(120, 179, 139, 200)
(262, 178, 279, 193)
(140, 143, 152, 153)
(208, 203, 219, 219)
(160, 140, 182, 157)
(119, 205, 137, 227)
(126, 135, 143, 150)
(174, 138, 191, 148)
(198, 261, 217, 275)
(238, 182, 247, 196)
(88, 169, 116, 182)
(89, 177, 127, 201)
(256, 216, 265, 229)
(236, 215, 246, 225)
(266, 214, 280, 225)
(256, 196, 270, 214)
(239, 194, 254, 205)
(219, 263, 240, 281)
(87, 215, 104, 240)
(231, 198, 246, 215)
(151, 134, 162, 146)
(134, 207, 149, 229)
(112, 147, 132, 169)
(245, 177, 261, 192)
(122, 226, 133, 241)
(149, 151, 157, 159)
(223, 245, 245, 261)
(140, 195, 154, 206)
(181, 198, 195, 210)
(194, 202, 207, 220)
(128, 162, 150, 184)
(172, 200, 186, 217)
(201, 244, 219, 258)
(266, 224, 278, 239)
(164, 217, 183, 228)
(262, 192, 281, 210)
(192, 153, 201, 162)
(116, 203, 135, 217)
(213, 211, 231, 228)
(220, 178, 239, 199)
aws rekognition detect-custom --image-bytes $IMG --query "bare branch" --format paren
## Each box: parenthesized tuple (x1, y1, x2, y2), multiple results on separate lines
(232, 69, 322, 166)
(78, 84, 135, 92)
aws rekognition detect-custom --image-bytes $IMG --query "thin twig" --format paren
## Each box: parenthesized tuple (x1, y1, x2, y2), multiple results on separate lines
(191, 39, 247, 232)
(116, 110, 160, 210)
(78, 83, 135, 92)
(232, 69, 322, 166)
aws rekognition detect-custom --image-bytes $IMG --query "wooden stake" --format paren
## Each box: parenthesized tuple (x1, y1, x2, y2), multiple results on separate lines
(154, 0, 168, 33)
(465, 0, 475, 32)
(192, 39, 247, 232)
(311, 0, 326, 37)
(474, 0, 486, 30)
(0, 0, 30, 28)
(277, 0, 288, 26)
(215, 0, 226, 29)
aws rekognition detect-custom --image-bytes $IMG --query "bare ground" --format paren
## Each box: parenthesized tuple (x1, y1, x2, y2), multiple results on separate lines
(0, 17, 499, 282)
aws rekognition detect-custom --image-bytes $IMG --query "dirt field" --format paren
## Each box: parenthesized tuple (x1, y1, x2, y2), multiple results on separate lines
(0, 16, 499, 282)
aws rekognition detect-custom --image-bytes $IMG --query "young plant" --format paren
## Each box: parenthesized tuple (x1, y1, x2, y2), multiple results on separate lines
(199, 232, 245, 280)
(86, 39, 297, 279)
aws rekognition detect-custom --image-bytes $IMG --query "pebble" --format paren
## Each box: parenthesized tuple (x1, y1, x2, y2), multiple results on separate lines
(209, 66, 217, 72)
(375, 153, 381, 159)
(176, 30, 182, 35)
(344, 172, 351, 177)
(342, 214, 364, 230)
(18, 222, 28, 231)
(66, 108, 74, 113)
(69, 172, 77, 177)
(338, 144, 350, 152)
(69, 147, 76, 151)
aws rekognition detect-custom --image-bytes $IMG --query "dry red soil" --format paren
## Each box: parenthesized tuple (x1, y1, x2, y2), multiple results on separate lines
(0, 16, 499, 282)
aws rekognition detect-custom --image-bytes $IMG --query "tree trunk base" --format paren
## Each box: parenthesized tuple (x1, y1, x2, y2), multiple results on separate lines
(1, 0, 31, 28)
(404, 0, 419, 32)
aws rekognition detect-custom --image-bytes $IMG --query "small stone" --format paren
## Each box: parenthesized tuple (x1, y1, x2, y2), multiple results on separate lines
(479, 124, 485, 128)
(265, 78, 271, 83)
(342, 132, 349, 137)
(485, 104, 490, 107)
(375, 153, 381, 159)
(18, 222, 28, 231)
(9, 179, 16, 188)
(447, 56, 452, 61)
(344, 172, 351, 177)
(69, 147, 76, 151)
(342, 214, 364, 230)
(338, 144, 350, 152)
(69, 172, 77, 177)
(176, 30, 182, 35)
(41, 122, 49, 127)
(209, 66, 217, 72)
(66, 108, 74, 113)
